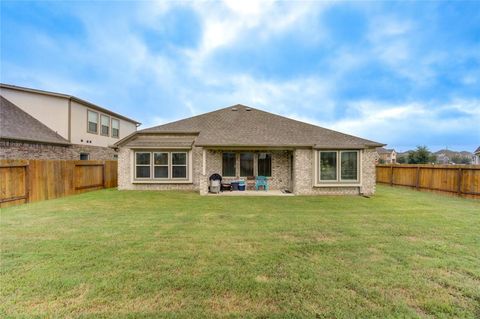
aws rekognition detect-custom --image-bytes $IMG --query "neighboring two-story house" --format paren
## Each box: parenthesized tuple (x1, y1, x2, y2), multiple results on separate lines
(474, 147, 480, 165)
(376, 147, 396, 164)
(0, 83, 140, 160)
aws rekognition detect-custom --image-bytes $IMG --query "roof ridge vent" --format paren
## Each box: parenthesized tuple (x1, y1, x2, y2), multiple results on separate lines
(231, 107, 238, 111)
(245, 107, 252, 111)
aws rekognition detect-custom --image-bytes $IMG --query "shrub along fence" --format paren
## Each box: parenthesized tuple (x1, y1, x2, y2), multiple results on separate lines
(376, 164, 480, 199)
(0, 159, 118, 208)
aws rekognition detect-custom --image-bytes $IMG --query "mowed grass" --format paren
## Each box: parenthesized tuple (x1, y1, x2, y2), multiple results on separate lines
(1, 186, 479, 318)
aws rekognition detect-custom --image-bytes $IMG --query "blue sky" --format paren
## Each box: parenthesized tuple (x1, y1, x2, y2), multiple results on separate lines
(1, 0, 479, 152)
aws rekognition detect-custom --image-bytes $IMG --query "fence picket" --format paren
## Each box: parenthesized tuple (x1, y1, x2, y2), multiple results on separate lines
(376, 164, 480, 199)
(0, 160, 118, 208)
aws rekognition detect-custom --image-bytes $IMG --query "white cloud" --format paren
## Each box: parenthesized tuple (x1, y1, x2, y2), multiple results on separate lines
(321, 99, 480, 150)
(5, 1, 479, 151)
(182, 0, 329, 72)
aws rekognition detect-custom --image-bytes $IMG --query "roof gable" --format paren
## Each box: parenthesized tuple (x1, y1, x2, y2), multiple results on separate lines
(132, 104, 383, 149)
(0, 96, 70, 145)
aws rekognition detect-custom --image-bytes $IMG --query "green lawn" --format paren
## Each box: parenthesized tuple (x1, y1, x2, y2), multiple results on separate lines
(1, 186, 479, 318)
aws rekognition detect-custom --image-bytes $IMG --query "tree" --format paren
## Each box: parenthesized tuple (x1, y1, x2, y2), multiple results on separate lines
(450, 155, 472, 164)
(397, 156, 407, 164)
(407, 146, 437, 164)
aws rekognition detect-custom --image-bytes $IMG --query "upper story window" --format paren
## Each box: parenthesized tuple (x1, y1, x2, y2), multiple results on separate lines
(112, 118, 120, 138)
(100, 115, 110, 136)
(319, 150, 359, 183)
(87, 110, 98, 134)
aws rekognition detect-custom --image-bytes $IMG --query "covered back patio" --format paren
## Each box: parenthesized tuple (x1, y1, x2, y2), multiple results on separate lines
(200, 148, 294, 195)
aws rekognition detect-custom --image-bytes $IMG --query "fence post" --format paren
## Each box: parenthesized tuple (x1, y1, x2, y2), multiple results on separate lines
(457, 168, 463, 196)
(25, 162, 30, 203)
(390, 165, 394, 186)
(102, 162, 107, 189)
(415, 166, 420, 190)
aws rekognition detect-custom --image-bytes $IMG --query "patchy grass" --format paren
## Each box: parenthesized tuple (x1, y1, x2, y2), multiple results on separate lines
(1, 185, 479, 318)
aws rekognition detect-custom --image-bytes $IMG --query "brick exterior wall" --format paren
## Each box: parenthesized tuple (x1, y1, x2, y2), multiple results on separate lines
(0, 140, 118, 160)
(360, 148, 378, 196)
(70, 144, 118, 160)
(292, 148, 378, 196)
(118, 146, 378, 196)
(201, 150, 292, 191)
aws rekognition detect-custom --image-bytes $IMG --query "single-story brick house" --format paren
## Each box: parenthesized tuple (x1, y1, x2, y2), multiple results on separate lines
(114, 105, 384, 195)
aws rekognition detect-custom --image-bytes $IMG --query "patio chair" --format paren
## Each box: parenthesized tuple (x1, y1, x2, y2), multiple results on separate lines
(255, 176, 268, 191)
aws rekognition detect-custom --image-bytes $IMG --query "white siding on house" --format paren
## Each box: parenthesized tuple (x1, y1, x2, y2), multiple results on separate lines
(0, 87, 70, 139)
(1, 86, 138, 149)
(70, 100, 137, 148)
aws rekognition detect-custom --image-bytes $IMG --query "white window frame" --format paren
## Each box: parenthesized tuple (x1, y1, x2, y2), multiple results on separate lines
(171, 152, 188, 179)
(132, 150, 192, 183)
(339, 151, 360, 182)
(153, 152, 169, 179)
(315, 150, 361, 187)
(111, 118, 120, 138)
(87, 110, 99, 134)
(135, 152, 152, 179)
(319, 151, 338, 182)
(100, 114, 110, 136)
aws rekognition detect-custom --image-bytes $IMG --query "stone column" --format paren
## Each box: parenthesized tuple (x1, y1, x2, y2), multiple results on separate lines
(360, 148, 378, 196)
(199, 174, 209, 195)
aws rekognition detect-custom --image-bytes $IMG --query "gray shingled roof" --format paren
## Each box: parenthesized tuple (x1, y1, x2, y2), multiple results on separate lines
(376, 147, 394, 154)
(122, 104, 383, 149)
(122, 134, 196, 148)
(0, 96, 70, 145)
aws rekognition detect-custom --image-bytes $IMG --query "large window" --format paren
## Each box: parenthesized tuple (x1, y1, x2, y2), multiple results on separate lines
(154, 152, 168, 178)
(240, 153, 254, 176)
(319, 150, 359, 183)
(135, 151, 189, 180)
(87, 110, 98, 134)
(257, 153, 272, 177)
(222, 153, 236, 177)
(112, 118, 120, 138)
(341, 151, 358, 180)
(319, 152, 337, 181)
(135, 152, 151, 178)
(172, 152, 187, 178)
(101, 115, 110, 136)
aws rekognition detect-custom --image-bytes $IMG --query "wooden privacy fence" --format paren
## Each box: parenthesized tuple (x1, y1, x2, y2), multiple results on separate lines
(376, 164, 480, 199)
(0, 159, 118, 208)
